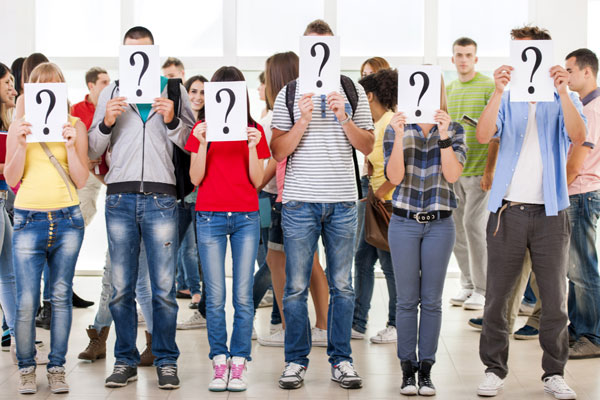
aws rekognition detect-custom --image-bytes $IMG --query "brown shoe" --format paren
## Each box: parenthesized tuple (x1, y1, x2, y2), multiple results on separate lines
(78, 326, 109, 361)
(139, 330, 156, 367)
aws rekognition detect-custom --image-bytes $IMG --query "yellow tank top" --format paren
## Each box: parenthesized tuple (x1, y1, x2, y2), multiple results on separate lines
(15, 116, 80, 210)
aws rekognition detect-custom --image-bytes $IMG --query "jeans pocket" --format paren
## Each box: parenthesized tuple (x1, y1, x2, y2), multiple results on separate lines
(283, 200, 304, 211)
(154, 195, 176, 210)
(106, 194, 122, 209)
(340, 201, 357, 209)
(245, 211, 259, 221)
(196, 211, 213, 225)
(12, 215, 27, 232)
(68, 207, 85, 230)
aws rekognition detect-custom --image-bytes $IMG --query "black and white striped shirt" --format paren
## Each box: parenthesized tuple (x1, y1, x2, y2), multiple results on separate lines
(271, 79, 374, 203)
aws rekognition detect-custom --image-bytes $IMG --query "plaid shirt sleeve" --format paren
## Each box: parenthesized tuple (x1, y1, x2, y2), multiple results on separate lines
(450, 122, 468, 166)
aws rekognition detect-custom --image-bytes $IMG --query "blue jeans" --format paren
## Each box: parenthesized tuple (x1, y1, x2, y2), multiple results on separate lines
(196, 211, 260, 360)
(13, 206, 84, 369)
(388, 214, 455, 364)
(176, 201, 201, 296)
(566, 191, 600, 345)
(106, 193, 179, 367)
(282, 201, 357, 367)
(92, 245, 154, 333)
(0, 199, 16, 336)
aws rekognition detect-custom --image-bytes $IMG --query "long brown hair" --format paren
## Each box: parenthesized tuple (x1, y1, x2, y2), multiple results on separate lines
(22, 53, 49, 87)
(210, 66, 255, 126)
(265, 52, 299, 111)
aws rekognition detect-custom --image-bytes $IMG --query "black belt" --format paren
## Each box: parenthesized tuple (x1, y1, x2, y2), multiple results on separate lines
(393, 207, 452, 223)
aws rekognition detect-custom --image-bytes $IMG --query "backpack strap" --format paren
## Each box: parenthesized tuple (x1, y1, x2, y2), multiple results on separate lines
(167, 78, 183, 118)
(285, 80, 297, 125)
(340, 75, 358, 116)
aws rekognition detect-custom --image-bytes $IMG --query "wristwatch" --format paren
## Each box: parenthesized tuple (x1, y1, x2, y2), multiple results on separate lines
(340, 113, 352, 125)
(438, 137, 453, 149)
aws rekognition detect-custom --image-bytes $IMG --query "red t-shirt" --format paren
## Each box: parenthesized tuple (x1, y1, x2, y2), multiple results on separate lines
(70, 95, 95, 129)
(185, 122, 271, 212)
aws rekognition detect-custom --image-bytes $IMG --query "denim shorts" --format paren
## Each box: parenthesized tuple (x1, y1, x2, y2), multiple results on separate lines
(267, 202, 283, 251)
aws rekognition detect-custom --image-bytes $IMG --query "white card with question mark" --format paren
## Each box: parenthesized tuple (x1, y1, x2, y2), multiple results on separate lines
(396, 65, 441, 124)
(24, 83, 68, 143)
(205, 81, 248, 142)
(509, 40, 554, 102)
(299, 36, 340, 95)
(119, 45, 161, 104)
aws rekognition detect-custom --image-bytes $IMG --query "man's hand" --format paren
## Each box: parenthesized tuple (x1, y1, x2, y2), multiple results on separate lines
(298, 93, 314, 124)
(327, 91, 346, 122)
(480, 171, 493, 191)
(103, 97, 128, 126)
(153, 97, 175, 124)
(550, 65, 569, 95)
(493, 65, 513, 93)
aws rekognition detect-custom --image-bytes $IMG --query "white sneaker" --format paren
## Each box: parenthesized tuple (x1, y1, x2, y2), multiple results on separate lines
(176, 311, 206, 330)
(227, 356, 247, 392)
(351, 328, 365, 340)
(258, 289, 274, 308)
(463, 292, 485, 310)
(18, 366, 36, 394)
(331, 361, 362, 389)
(11, 342, 49, 365)
(311, 327, 327, 347)
(369, 326, 397, 344)
(543, 375, 576, 399)
(137, 309, 145, 325)
(258, 329, 285, 347)
(477, 372, 504, 396)
(208, 354, 228, 392)
(47, 366, 69, 393)
(270, 323, 282, 335)
(279, 362, 306, 389)
(450, 288, 473, 306)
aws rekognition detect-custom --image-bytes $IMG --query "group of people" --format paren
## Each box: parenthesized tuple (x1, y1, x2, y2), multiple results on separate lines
(0, 19, 598, 400)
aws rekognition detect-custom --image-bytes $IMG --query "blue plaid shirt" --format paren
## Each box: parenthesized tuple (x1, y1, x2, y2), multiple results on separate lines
(383, 122, 467, 212)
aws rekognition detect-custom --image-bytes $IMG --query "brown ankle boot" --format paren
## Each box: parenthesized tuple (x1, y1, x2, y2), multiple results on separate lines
(78, 326, 109, 361)
(139, 330, 156, 367)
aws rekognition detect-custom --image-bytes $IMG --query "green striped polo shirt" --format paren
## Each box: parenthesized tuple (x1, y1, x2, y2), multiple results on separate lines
(446, 72, 495, 176)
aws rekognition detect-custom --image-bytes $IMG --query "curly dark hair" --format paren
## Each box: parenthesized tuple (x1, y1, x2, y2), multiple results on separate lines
(511, 25, 551, 40)
(358, 68, 397, 111)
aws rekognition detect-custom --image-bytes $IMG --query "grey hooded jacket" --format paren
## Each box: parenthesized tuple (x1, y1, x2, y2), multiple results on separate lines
(88, 80, 195, 196)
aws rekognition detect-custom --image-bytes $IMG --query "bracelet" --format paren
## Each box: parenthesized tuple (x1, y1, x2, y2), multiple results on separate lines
(340, 113, 352, 125)
(438, 137, 453, 149)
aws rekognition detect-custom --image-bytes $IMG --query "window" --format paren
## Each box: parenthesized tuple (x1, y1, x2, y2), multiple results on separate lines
(589, 1, 600, 58)
(337, 0, 424, 57)
(132, 0, 223, 57)
(35, 0, 121, 57)
(237, 0, 324, 56)
(438, 0, 529, 57)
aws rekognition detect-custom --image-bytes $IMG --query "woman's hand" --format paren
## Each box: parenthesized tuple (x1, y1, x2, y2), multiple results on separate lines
(390, 112, 407, 138)
(247, 127, 261, 149)
(63, 123, 77, 149)
(8, 119, 32, 147)
(434, 110, 452, 139)
(192, 122, 207, 146)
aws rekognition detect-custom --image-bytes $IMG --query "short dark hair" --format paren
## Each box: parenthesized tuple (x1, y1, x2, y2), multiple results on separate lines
(566, 48, 599, 78)
(123, 26, 154, 44)
(85, 67, 108, 85)
(162, 57, 184, 71)
(258, 71, 265, 85)
(511, 25, 551, 40)
(452, 37, 477, 52)
(304, 19, 334, 36)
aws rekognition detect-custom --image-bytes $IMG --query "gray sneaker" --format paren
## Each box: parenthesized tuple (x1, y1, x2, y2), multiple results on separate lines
(569, 336, 600, 359)
(47, 366, 69, 393)
(18, 366, 36, 394)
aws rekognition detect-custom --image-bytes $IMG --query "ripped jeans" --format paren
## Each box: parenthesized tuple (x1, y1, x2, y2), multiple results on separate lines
(105, 193, 179, 367)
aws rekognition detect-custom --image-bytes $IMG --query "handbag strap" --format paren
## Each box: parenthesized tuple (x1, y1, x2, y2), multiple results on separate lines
(39, 143, 75, 201)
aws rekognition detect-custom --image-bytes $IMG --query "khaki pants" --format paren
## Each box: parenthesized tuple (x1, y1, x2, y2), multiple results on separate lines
(77, 174, 102, 227)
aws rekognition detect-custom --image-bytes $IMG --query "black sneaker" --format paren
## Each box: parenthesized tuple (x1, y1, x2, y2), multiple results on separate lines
(1, 329, 11, 351)
(157, 364, 180, 389)
(35, 301, 51, 330)
(105, 364, 137, 387)
(400, 360, 418, 395)
(418, 360, 436, 396)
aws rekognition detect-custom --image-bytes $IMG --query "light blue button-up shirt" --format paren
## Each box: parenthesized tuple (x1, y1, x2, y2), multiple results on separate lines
(488, 90, 586, 216)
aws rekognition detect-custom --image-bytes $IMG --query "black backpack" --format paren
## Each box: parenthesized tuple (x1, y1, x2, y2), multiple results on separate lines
(285, 75, 363, 199)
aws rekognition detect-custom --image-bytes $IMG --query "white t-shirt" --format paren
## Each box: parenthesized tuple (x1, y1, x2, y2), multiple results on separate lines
(505, 103, 544, 204)
(259, 110, 278, 195)
(271, 79, 374, 203)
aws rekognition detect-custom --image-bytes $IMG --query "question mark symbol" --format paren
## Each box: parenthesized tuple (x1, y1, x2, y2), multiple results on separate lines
(216, 88, 236, 134)
(521, 46, 542, 94)
(409, 71, 430, 117)
(35, 89, 56, 135)
(130, 51, 149, 97)
(310, 42, 330, 88)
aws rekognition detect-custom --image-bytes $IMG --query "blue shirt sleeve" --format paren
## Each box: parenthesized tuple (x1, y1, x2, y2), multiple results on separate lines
(494, 93, 508, 139)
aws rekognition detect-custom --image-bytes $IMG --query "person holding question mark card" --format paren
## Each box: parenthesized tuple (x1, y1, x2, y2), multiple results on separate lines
(475, 26, 586, 400)
(4, 62, 89, 395)
(88, 26, 195, 391)
(185, 66, 270, 392)
(384, 76, 466, 396)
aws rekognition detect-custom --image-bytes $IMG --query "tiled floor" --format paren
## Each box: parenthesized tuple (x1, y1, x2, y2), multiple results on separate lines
(1, 275, 599, 399)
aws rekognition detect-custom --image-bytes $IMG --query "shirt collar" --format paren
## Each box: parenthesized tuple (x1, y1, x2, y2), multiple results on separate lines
(581, 87, 600, 106)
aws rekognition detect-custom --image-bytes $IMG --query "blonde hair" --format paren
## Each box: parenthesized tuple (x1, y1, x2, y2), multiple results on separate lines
(29, 62, 66, 84)
(360, 57, 390, 77)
